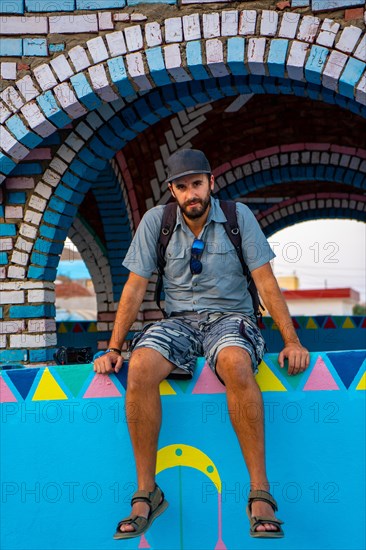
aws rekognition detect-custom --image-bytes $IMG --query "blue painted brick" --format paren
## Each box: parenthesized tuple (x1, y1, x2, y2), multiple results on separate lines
(174, 82, 197, 108)
(39, 224, 67, 241)
(9, 304, 56, 319)
(1, 224, 16, 237)
(11, 162, 42, 175)
(8, 192, 26, 204)
(29, 348, 58, 362)
(98, 126, 126, 150)
(28, 265, 57, 280)
(23, 38, 47, 56)
(44, 209, 73, 230)
(311, 0, 363, 9)
(37, 92, 71, 128)
(26, 0, 75, 10)
(31, 250, 59, 267)
(6, 115, 42, 148)
(188, 80, 211, 104)
(55, 183, 84, 204)
(218, 76, 237, 98)
(0, 0, 24, 13)
(268, 39, 289, 78)
(49, 43, 65, 52)
(0, 205, 4, 217)
(262, 77, 278, 95)
(89, 136, 117, 160)
(109, 117, 137, 142)
(227, 37, 247, 76)
(34, 238, 64, 255)
(0, 350, 28, 362)
(0, 38, 22, 56)
(77, 0, 125, 8)
(107, 57, 135, 98)
(186, 41, 209, 80)
(292, 0, 309, 5)
(134, 98, 161, 126)
(69, 158, 99, 180)
(41, 134, 61, 146)
(70, 73, 102, 111)
(121, 107, 148, 133)
(233, 75, 252, 95)
(128, 0, 173, 3)
(49, 196, 78, 217)
(78, 148, 107, 170)
(0, 307, 2, 319)
(305, 45, 329, 85)
(61, 173, 90, 193)
(161, 86, 186, 112)
(147, 90, 172, 118)
(339, 59, 366, 99)
(203, 79, 224, 101)
(145, 47, 171, 86)
(0, 252, 8, 264)
(0, 152, 17, 175)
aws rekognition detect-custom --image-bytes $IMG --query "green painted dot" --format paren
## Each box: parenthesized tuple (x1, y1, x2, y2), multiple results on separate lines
(175, 448, 183, 456)
(207, 465, 214, 473)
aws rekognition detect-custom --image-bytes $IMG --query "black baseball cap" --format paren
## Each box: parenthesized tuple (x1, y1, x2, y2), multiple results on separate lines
(165, 149, 211, 183)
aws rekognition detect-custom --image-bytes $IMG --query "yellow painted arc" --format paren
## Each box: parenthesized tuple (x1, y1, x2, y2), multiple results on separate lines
(32, 368, 68, 401)
(159, 380, 176, 395)
(356, 372, 366, 390)
(156, 444, 221, 493)
(255, 361, 287, 391)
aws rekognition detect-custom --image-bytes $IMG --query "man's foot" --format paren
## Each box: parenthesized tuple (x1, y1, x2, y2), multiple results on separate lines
(119, 498, 160, 533)
(246, 489, 284, 538)
(250, 500, 280, 533)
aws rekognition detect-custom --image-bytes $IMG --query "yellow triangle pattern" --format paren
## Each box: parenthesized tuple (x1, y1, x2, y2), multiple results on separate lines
(271, 321, 279, 330)
(58, 323, 68, 334)
(306, 317, 318, 329)
(159, 380, 176, 395)
(255, 361, 287, 391)
(87, 322, 98, 333)
(32, 368, 68, 401)
(356, 372, 366, 390)
(342, 317, 355, 329)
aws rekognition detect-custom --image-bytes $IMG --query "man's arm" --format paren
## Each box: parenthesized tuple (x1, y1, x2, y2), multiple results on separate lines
(93, 272, 149, 374)
(251, 262, 310, 375)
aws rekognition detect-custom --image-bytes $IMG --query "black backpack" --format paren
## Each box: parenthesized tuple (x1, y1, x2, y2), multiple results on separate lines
(154, 200, 263, 324)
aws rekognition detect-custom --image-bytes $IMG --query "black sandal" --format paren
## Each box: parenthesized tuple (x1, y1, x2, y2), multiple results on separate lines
(246, 489, 284, 538)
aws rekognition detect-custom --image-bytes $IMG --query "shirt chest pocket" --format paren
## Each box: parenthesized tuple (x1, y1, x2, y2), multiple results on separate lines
(165, 246, 188, 280)
(205, 241, 241, 275)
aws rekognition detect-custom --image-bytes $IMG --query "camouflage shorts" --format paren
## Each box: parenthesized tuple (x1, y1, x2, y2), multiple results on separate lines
(129, 312, 266, 382)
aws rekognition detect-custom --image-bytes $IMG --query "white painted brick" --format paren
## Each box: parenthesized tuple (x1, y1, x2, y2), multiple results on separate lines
(0, 334, 6, 347)
(5, 206, 23, 218)
(50, 55, 74, 82)
(0, 238, 13, 251)
(49, 156, 68, 174)
(1, 62, 16, 80)
(2, 15, 48, 34)
(221, 10, 238, 36)
(165, 17, 183, 43)
(87, 36, 109, 64)
(206, 39, 230, 77)
(0, 320, 24, 334)
(355, 72, 366, 106)
(297, 16, 320, 43)
(19, 223, 37, 240)
(354, 35, 366, 63)
(0, 86, 24, 112)
(16, 75, 39, 102)
(113, 14, 130, 22)
(183, 14, 201, 41)
(247, 38, 267, 76)
(131, 14, 147, 22)
(106, 31, 127, 57)
(203, 13, 220, 38)
(239, 10, 257, 36)
(49, 14, 97, 34)
(15, 236, 33, 254)
(33, 64, 57, 92)
(260, 10, 278, 37)
(287, 41, 309, 81)
(24, 209, 42, 225)
(54, 83, 88, 119)
(0, 101, 11, 124)
(28, 289, 55, 303)
(98, 11, 114, 30)
(126, 53, 152, 91)
(0, 127, 29, 160)
(34, 181, 52, 199)
(23, 281, 54, 290)
(65, 132, 85, 152)
(7, 265, 25, 279)
(278, 12, 301, 39)
(68, 45, 90, 72)
(88, 64, 119, 103)
(10, 250, 29, 266)
(145, 22, 162, 47)
(20, 102, 56, 138)
(10, 333, 57, 348)
(322, 50, 348, 92)
(28, 319, 56, 332)
(57, 144, 75, 163)
(164, 44, 192, 82)
(28, 194, 47, 212)
(124, 25, 143, 52)
(75, 121, 93, 141)
(42, 169, 61, 187)
(316, 19, 340, 48)
(336, 26, 362, 54)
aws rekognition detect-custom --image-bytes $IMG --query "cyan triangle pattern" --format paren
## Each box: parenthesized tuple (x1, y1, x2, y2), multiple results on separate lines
(326, 351, 366, 389)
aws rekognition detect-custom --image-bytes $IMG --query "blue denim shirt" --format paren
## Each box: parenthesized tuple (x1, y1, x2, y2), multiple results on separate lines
(122, 197, 275, 318)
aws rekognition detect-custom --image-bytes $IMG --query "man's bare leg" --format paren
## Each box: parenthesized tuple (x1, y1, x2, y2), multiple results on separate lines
(216, 346, 279, 533)
(119, 347, 174, 533)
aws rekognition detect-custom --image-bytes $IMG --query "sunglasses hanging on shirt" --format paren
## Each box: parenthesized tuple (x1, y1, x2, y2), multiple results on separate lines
(190, 238, 205, 275)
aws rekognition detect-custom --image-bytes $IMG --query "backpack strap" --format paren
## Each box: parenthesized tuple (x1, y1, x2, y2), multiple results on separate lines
(155, 202, 178, 317)
(219, 200, 263, 324)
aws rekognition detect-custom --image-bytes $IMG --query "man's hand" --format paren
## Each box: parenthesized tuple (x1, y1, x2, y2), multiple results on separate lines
(278, 343, 310, 376)
(93, 351, 124, 374)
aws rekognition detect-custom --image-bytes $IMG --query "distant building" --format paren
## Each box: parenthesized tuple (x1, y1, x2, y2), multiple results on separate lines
(282, 288, 360, 316)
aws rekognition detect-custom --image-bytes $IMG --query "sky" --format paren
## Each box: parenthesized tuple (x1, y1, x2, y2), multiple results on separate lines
(269, 220, 366, 302)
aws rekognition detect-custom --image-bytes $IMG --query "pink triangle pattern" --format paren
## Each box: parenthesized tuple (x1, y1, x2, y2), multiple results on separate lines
(0, 376, 17, 403)
(83, 374, 122, 398)
(192, 362, 226, 394)
(138, 534, 151, 548)
(303, 356, 340, 391)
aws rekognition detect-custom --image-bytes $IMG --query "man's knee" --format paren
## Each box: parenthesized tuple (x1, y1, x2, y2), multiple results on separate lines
(128, 348, 173, 389)
(216, 346, 254, 387)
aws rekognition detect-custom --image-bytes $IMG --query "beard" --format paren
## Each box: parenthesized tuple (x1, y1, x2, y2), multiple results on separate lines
(179, 193, 211, 220)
